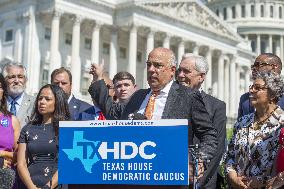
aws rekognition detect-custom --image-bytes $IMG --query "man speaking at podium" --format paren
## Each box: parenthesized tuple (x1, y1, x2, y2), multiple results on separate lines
(88, 47, 217, 188)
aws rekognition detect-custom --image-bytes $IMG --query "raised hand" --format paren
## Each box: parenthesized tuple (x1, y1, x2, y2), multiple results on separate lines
(89, 60, 104, 82)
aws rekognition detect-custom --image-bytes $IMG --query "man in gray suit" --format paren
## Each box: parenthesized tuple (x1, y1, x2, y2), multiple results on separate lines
(89, 47, 217, 189)
(177, 53, 226, 189)
(2, 61, 35, 128)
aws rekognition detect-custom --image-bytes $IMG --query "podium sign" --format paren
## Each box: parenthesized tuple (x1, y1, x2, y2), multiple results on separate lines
(59, 120, 189, 185)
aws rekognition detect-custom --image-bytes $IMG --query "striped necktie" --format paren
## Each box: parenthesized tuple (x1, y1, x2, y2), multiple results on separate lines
(144, 92, 159, 120)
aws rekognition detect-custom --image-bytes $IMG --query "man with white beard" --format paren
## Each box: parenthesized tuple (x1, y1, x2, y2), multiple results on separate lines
(2, 61, 35, 128)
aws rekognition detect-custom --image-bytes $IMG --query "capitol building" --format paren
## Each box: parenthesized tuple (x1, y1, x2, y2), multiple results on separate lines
(0, 0, 283, 118)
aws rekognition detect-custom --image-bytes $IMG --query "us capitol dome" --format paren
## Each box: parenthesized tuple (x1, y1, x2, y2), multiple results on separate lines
(207, 0, 284, 61)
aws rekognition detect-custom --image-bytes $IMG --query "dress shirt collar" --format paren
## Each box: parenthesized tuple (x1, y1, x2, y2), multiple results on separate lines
(150, 80, 173, 96)
(7, 92, 24, 105)
(68, 94, 73, 103)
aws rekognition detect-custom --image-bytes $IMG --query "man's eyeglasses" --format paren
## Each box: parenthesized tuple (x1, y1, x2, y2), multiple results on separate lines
(249, 84, 268, 91)
(146, 61, 166, 70)
(6, 74, 25, 80)
(251, 61, 271, 69)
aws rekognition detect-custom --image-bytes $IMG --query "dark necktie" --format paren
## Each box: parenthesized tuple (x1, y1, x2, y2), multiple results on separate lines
(10, 100, 17, 116)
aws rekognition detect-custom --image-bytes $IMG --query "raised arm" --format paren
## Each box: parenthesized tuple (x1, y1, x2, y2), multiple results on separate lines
(89, 63, 123, 119)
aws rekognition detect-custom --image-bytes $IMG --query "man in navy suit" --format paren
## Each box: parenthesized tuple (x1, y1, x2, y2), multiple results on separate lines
(176, 53, 226, 189)
(51, 67, 91, 120)
(89, 47, 217, 189)
(237, 53, 284, 120)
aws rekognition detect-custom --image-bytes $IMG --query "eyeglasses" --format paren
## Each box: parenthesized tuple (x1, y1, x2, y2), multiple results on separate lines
(251, 61, 271, 69)
(6, 74, 25, 80)
(146, 61, 167, 70)
(249, 84, 268, 91)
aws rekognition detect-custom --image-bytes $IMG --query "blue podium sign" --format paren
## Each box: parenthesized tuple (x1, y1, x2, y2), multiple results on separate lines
(59, 119, 189, 185)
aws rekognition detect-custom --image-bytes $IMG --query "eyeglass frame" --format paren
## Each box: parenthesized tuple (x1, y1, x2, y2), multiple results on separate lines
(249, 84, 268, 92)
(250, 61, 273, 69)
(146, 61, 172, 70)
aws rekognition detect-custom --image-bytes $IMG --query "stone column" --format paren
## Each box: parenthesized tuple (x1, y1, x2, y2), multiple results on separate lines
(217, 52, 224, 100)
(177, 40, 185, 66)
(109, 26, 118, 79)
(265, 2, 270, 18)
(163, 34, 170, 49)
(245, 66, 250, 92)
(280, 35, 284, 61)
(71, 16, 82, 95)
(91, 22, 101, 64)
(269, 35, 273, 53)
(257, 34, 261, 54)
(49, 10, 62, 73)
(235, 63, 240, 105)
(224, 57, 230, 114)
(22, 7, 40, 94)
(236, 3, 241, 18)
(128, 24, 137, 79)
(275, 4, 279, 18)
(14, 21, 23, 62)
(227, 6, 232, 20)
(229, 55, 236, 117)
(205, 47, 212, 92)
(276, 37, 281, 57)
(245, 3, 250, 17)
(144, 29, 155, 88)
(192, 43, 199, 55)
(256, 3, 261, 17)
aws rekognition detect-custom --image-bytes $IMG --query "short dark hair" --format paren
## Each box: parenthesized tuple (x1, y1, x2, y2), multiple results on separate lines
(112, 72, 135, 85)
(50, 67, 72, 83)
(29, 84, 70, 136)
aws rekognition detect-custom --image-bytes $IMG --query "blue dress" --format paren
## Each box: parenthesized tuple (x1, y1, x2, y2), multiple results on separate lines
(18, 123, 58, 188)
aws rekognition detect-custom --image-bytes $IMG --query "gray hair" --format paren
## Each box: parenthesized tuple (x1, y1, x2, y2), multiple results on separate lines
(254, 71, 284, 101)
(181, 53, 209, 74)
(169, 53, 177, 67)
(1, 59, 27, 79)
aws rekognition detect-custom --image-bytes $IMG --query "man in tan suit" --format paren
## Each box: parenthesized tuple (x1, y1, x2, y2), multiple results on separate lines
(2, 60, 35, 128)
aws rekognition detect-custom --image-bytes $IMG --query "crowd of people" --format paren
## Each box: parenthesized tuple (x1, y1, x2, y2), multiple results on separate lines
(0, 47, 283, 189)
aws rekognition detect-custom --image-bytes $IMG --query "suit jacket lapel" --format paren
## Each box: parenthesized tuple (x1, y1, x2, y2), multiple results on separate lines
(162, 82, 179, 118)
(18, 93, 30, 119)
(131, 89, 150, 113)
(69, 96, 80, 119)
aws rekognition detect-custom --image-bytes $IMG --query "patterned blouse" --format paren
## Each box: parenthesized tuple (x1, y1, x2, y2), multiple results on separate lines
(226, 106, 284, 182)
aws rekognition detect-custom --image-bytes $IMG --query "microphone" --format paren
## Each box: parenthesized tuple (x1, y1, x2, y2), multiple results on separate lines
(128, 112, 147, 120)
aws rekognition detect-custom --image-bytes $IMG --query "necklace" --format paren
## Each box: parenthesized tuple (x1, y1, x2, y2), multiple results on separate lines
(254, 106, 278, 130)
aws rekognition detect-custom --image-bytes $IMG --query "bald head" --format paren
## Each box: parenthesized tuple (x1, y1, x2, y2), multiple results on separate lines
(146, 47, 176, 92)
(252, 53, 282, 78)
(148, 47, 176, 67)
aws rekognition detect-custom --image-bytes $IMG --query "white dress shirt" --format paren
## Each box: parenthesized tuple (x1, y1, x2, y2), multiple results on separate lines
(137, 80, 173, 119)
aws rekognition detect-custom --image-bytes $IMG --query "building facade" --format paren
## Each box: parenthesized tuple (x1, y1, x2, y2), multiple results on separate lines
(208, 0, 284, 62)
(0, 0, 254, 118)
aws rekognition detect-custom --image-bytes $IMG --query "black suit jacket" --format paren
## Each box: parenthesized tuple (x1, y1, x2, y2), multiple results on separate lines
(193, 91, 226, 189)
(89, 80, 218, 162)
(68, 96, 92, 120)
